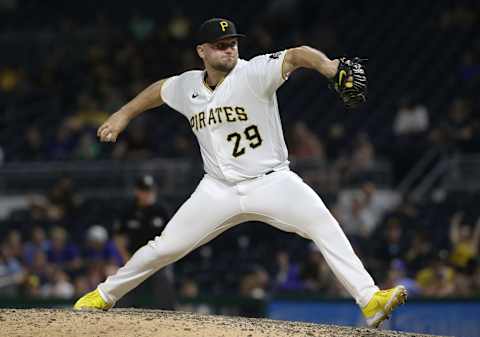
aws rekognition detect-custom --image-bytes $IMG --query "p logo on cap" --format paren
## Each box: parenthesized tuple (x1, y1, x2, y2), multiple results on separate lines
(220, 21, 229, 32)
(197, 18, 246, 44)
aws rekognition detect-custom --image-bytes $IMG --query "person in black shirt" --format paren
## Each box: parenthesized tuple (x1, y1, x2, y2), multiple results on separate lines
(114, 175, 176, 309)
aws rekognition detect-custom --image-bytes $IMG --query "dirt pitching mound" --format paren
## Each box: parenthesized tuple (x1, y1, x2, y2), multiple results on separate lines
(0, 309, 442, 337)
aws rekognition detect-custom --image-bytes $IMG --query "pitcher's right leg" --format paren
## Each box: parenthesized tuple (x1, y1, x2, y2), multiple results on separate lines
(75, 175, 241, 308)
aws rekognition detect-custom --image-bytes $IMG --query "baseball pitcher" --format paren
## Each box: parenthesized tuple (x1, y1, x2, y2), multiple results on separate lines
(74, 18, 406, 328)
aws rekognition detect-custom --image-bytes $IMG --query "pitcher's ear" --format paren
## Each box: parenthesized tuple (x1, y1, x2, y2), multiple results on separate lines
(196, 45, 205, 58)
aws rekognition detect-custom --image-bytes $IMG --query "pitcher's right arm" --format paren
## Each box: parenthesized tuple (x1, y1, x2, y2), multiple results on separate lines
(97, 79, 167, 142)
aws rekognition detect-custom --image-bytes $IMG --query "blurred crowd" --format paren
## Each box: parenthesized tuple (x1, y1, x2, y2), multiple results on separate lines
(0, 0, 480, 307)
(0, 224, 125, 299)
(1, 176, 479, 303)
(0, 1, 479, 183)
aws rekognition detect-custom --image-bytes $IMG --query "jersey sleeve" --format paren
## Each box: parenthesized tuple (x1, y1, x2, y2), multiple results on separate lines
(160, 75, 184, 112)
(245, 50, 289, 100)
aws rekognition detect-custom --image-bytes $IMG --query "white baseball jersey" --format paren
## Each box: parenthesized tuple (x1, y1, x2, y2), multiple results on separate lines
(161, 51, 290, 183)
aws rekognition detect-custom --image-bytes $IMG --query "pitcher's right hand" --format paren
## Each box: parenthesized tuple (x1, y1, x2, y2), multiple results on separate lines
(97, 112, 130, 143)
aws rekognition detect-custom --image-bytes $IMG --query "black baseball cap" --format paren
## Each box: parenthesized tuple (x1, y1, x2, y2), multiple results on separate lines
(197, 18, 246, 44)
(135, 175, 155, 190)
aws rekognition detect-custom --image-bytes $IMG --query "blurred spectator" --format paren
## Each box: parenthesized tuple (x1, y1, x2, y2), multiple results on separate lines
(179, 278, 199, 299)
(46, 177, 79, 222)
(43, 268, 75, 299)
(0, 242, 25, 296)
(64, 94, 109, 132)
(46, 226, 82, 272)
(176, 278, 211, 314)
(73, 132, 101, 160)
(239, 266, 270, 317)
(326, 122, 347, 160)
(23, 226, 50, 267)
(25, 195, 49, 223)
(430, 98, 474, 151)
(300, 242, 349, 297)
(416, 251, 456, 297)
(342, 133, 377, 184)
(239, 267, 270, 300)
(24, 250, 52, 298)
(374, 217, 408, 268)
(445, 98, 474, 150)
(382, 259, 421, 297)
(83, 225, 125, 267)
(453, 270, 475, 298)
(405, 230, 432, 272)
(300, 244, 327, 292)
(337, 182, 393, 239)
(449, 212, 480, 271)
(289, 121, 325, 160)
(351, 133, 376, 170)
(338, 195, 370, 238)
(271, 250, 303, 292)
(4, 229, 23, 260)
(0, 66, 22, 92)
(393, 97, 429, 136)
(299, 243, 346, 297)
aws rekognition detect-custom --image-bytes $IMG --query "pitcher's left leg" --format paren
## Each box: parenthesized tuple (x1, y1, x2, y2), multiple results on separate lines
(243, 171, 378, 307)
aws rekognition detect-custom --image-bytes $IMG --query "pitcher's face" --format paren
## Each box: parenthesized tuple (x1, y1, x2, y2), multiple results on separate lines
(197, 37, 239, 72)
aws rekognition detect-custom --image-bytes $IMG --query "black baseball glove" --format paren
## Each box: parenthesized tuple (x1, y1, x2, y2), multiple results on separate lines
(329, 57, 368, 109)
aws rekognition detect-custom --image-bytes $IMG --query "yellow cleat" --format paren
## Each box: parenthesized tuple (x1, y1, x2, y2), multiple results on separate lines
(73, 289, 112, 311)
(362, 285, 407, 328)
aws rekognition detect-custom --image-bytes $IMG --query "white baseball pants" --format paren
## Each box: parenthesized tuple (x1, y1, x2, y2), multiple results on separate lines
(98, 169, 378, 307)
